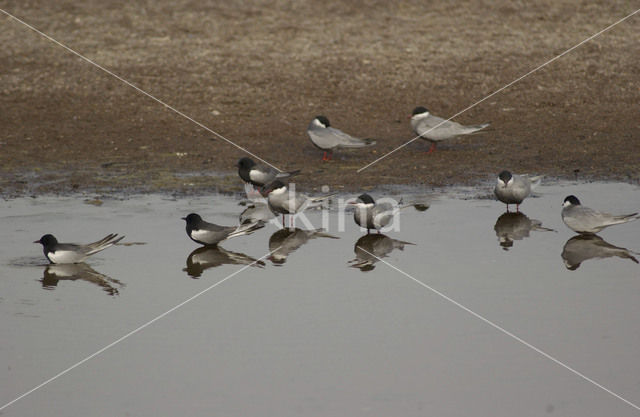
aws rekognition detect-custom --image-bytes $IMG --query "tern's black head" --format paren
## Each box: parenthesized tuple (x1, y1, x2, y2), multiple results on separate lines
(182, 213, 203, 226)
(356, 193, 375, 204)
(260, 180, 287, 196)
(564, 195, 581, 206)
(237, 157, 255, 170)
(314, 115, 331, 128)
(35, 234, 58, 247)
(412, 106, 429, 116)
(498, 170, 512, 183)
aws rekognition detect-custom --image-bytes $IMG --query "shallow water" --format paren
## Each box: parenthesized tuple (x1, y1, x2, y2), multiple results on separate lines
(1, 182, 639, 416)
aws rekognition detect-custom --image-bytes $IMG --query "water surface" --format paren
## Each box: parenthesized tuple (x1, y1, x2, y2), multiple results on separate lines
(1, 182, 639, 416)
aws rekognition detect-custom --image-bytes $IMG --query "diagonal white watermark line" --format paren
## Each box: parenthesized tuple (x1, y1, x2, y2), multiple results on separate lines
(357, 247, 640, 412)
(0, 248, 279, 413)
(357, 7, 640, 173)
(0, 8, 282, 172)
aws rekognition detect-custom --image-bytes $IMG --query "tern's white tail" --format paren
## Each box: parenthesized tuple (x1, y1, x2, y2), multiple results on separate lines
(463, 123, 491, 134)
(309, 192, 337, 203)
(340, 137, 376, 148)
(609, 213, 639, 226)
(529, 175, 544, 190)
(86, 234, 124, 255)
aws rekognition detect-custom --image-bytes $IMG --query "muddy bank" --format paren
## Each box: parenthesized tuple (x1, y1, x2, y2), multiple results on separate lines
(1, 1, 639, 197)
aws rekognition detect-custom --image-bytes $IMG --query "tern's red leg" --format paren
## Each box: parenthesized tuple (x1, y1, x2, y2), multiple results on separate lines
(425, 142, 436, 154)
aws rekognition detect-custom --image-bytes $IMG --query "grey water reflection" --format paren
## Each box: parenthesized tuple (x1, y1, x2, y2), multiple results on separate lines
(184, 246, 265, 278)
(350, 234, 415, 271)
(494, 211, 554, 250)
(41, 263, 124, 296)
(561, 235, 639, 270)
(239, 202, 275, 226)
(3, 185, 640, 416)
(268, 228, 339, 265)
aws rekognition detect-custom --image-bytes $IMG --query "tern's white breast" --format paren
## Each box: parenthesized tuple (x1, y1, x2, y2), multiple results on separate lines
(48, 250, 85, 264)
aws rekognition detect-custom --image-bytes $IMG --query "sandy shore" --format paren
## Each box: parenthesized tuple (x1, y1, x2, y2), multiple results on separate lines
(1, 1, 638, 197)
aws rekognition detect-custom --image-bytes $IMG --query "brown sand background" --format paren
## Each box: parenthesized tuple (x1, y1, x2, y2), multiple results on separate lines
(1, 1, 639, 196)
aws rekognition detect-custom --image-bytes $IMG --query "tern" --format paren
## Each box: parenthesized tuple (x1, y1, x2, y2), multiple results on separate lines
(307, 115, 375, 161)
(410, 106, 490, 153)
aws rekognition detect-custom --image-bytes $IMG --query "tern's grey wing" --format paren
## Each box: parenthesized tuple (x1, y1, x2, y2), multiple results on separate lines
(269, 193, 306, 215)
(562, 206, 636, 233)
(201, 221, 235, 234)
(55, 243, 92, 256)
(562, 206, 602, 233)
(308, 126, 373, 150)
(372, 203, 396, 230)
(512, 175, 532, 196)
(191, 221, 236, 245)
(416, 114, 488, 141)
(524, 175, 543, 189)
(414, 114, 463, 141)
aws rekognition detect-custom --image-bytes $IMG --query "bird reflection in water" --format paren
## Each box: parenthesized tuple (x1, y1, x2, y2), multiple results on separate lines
(41, 263, 124, 296)
(494, 211, 554, 250)
(268, 228, 338, 265)
(184, 246, 265, 278)
(350, 234, 415, 271)
(561, 235, 639, 270)
(239, 202, 275, 226)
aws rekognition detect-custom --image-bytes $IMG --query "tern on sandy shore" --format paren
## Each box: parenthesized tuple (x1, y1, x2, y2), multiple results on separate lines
(494, 170, 543, 211)
(561, 195, 639, 234)
(237, 157, 300, 187)
(182, 213, 264, 246)
(307, 116, 376, 161)
(35, 233, 124, 264)
(410, 106, 490, 153)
